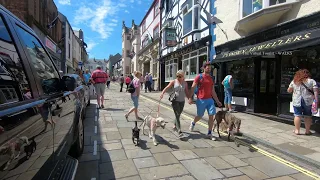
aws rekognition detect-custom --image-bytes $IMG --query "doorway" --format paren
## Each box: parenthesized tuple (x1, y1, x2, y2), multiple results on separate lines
(255, 58, 278, 114)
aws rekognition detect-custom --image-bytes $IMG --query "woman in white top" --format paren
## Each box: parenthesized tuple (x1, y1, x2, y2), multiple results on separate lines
(287, 69, 318, 135)
(160, 70, 190, 136)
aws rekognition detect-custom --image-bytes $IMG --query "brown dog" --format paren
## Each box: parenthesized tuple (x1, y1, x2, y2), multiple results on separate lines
(213, 110, 228, 138)
(224, 113, 242, 141)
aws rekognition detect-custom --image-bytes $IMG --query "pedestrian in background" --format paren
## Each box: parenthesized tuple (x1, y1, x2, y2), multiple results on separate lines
(188, 62, 222, 141)
(91, 65, 108, 109)
(160, 70, 190, 137)
(125, 71, 143, 120)
(125, 75, 131, 90)
(149, 73, 153, 91)
(140, 75, 144, 90)
(83, 69, 91, 85)
(222, 71, 234, 112)
(119, 74, 124, 92)
(106, 73, 111, 89)
(287, 69, 318, 135)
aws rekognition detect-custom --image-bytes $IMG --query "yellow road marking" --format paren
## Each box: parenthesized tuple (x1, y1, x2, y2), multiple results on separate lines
(141, 96, 320, 180)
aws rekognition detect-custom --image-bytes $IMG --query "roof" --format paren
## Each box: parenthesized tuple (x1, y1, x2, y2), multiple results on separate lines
(139, 0, 159, 26)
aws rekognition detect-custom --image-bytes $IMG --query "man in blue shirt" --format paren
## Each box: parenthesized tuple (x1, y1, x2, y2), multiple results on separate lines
(83, 69, 91, 85)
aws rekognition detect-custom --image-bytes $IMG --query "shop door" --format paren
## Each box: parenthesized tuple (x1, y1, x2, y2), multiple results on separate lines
(256, 59, 278, 114)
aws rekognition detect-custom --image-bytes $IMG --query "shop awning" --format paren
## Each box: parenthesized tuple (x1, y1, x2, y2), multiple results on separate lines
(214, 27, 320, 62)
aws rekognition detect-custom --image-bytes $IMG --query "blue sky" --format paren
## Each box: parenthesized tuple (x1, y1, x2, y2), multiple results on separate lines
(54, 0, 153, 59)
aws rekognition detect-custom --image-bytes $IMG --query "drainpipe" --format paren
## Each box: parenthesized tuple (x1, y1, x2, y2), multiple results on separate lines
(158, 1, 163, 91)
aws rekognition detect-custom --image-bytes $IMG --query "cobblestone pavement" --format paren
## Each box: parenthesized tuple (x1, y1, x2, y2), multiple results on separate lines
(140, 87, 320, 167)
(75, 83, 317, 180)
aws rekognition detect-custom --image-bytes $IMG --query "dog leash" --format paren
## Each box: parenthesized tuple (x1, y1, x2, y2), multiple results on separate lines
(138, 99, 161, 127)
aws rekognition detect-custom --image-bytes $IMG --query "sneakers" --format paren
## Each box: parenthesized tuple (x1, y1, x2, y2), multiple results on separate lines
(207, 134, 217, 141)
(189, 122, 195, 131)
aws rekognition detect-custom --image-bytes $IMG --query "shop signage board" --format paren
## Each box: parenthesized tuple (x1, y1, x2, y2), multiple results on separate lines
(45, 37, 56, 53)
(164, 28, 177, 47)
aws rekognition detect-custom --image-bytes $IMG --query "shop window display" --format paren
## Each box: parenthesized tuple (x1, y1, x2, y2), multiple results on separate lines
(226, 59, 255, 94)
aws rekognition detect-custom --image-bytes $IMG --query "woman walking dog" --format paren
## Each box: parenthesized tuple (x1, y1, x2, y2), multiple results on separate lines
(160, 70, 190, 136)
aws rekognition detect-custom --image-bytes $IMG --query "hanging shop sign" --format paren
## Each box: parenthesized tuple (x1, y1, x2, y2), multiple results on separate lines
(164, 27, 177, 47)
(45, 37, 57, 53)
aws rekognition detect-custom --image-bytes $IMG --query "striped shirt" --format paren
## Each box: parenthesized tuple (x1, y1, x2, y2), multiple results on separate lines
(92, 69, 108, 83)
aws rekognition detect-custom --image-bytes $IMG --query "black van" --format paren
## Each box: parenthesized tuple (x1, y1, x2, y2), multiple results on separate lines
(0, 5, 88, 180)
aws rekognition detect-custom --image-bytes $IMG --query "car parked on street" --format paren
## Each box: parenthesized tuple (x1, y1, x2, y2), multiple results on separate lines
(0, 5, 87, 180)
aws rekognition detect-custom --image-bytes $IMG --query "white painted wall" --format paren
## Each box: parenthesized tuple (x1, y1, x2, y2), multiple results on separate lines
(72, 34, 81, 65)
(141, 0, 160, 48)
(213, 0, 320, 47)
(65, 23, 73, 72)
(83, 59, 107, 73)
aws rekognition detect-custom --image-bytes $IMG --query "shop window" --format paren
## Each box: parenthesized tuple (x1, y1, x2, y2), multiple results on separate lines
(165, 59, 178, 81)
(15, 25, 60, 95)
(0, 16, 32, 105)
(181, 48, 207, 80)
(182, 0, 200, 36)
(280, 48, 320, 94)
(226, 59, 254, 93)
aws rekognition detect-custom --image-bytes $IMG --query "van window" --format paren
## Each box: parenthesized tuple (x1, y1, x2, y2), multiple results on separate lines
(0, 15, 32, 105)
(15, 25, 61, 95)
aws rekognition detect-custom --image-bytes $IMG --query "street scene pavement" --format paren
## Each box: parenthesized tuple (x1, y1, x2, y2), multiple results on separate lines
(75, 83, 319, 180)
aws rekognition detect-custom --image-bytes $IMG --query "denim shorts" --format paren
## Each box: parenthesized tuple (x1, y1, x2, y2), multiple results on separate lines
(224, 88, 232, 104)
(293, 99, 312, 117)
(196, 98, 216, 117)
(131, 95, 139, 108)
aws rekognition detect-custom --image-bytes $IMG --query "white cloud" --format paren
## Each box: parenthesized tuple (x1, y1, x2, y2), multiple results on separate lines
(58, 0, 71, 5)
(125, 10, 129, 13)
(111, 19, 118, 23)
(86, 41, 98, 51)
(107, 23, 117, 26)
(74, 0, 121, 39)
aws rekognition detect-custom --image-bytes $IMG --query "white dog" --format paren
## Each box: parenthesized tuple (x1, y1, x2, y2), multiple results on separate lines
(142, 115, 166, 146)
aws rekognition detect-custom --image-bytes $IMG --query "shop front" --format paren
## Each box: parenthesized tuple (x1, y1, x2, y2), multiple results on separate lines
(159, 35, 211, 89)
(214, 12, 320, 124)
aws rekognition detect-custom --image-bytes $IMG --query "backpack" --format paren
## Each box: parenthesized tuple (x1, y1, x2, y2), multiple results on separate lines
(223, 75, 231, 89)
(127, 80, 136, 93)
(194, 74, 203, 95)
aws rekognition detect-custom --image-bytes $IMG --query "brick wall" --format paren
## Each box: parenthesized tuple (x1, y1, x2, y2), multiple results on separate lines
(1, 0, 28, 23)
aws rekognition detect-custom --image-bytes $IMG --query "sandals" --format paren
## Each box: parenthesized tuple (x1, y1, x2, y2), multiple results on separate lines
(293, 130, 301, 135)
(305, 132, 313, 136)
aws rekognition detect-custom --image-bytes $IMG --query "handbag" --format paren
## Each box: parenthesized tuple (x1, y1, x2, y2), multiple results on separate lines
(168, 91, 176, 102)
(301, 82, 318, 114)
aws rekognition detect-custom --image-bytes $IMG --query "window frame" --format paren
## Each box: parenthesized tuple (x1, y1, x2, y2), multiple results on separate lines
(165, 59, 178, 82)
(181, 47, 208, 80)
(154, 0, 160, 18)
(240, 0, 292, 19)
(182, 0, 200, 36)
(153, 24, 160, 39)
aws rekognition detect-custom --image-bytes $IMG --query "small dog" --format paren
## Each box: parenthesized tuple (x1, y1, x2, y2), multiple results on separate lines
(132, 121, 140, 146)
(0, 136, 30, 170)
(224, 113, 242, 141)
(142, 115, 166, 146)
(24, 137, 37, 159)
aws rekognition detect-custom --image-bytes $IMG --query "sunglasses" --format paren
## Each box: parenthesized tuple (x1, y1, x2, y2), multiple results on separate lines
(177, 76, 183, 78)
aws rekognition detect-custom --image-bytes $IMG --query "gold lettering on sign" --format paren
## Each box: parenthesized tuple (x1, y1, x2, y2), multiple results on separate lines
(220, 32, 313, 58)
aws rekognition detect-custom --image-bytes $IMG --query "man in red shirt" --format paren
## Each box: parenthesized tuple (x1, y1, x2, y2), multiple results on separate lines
(188, 62, 222, 140)
(91, 65, 108, 109)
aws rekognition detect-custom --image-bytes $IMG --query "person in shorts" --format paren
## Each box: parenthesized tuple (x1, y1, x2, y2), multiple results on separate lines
(188, 62, 222, 140)
(222, 71, 234, 111)
(125, 71, 143, 120)
(91, 65, 108, 109)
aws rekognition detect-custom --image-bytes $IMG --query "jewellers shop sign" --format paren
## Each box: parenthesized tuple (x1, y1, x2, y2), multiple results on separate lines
(45, 37, 57, 53)
(220, 29, 320, 58)
(164, 27, 177, 47)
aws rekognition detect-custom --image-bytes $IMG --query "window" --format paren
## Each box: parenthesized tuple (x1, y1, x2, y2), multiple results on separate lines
(182, 0, 200, 36)
(142, 22, 146, 33)
(242, 0, 288, 18)
(153, 25, 159, 39)
(181, 47, 207, 80)
(68, 43, 70, 58)
(226, 59, 254, 93)
(0, 16, 32, 105)
(165, 0, 173, 13)
(165, 59, 178, 81)
(154, 1, 160, 17)
(126, 50, 130, 57)
(126, 36, 130, 40)
(153, 62, 158, 78)
(142, 35, 150, 48)
(15, 25, 61, 95)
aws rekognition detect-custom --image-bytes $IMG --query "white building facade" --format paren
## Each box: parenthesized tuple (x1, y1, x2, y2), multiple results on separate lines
(122, 21, 139, 76)
(72, 32, 82, 70)
(159, 0, 211, 89)
(83, 59, 107, 73)
(211, 0, 320, 119)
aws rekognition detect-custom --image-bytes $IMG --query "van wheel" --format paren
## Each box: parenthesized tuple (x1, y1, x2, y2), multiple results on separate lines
(70, 116, 84, 158)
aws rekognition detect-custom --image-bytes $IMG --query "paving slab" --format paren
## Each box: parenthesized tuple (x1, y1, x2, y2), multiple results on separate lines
(99, 159, 138, 180)
(100, 142, 123, 151)
(188, 139, 212, 148)
(224, 175, 253, 180)
(220, 168, 243, 177)
(267, 176, 296, 180)
(171, 150, 198, 160)
(117, 175, 142, 180)
(139, 164, 189, 180)
(146, 143, 173, 153)
(247, 156, 298, 177)
(289, 173, 315, 180)
(181, 159, 224, 180)
(106, 131, 122, 140)
(133, 157, 159, 169)
(168, 175, 196, 180)
(220, 155, 248, 167)
(153, 152, 179, 165)
(74, 161, 99, 180)
(205, 157, 232, 170)
(125, 149, 152, 159)
(100, 149, 127, 162)
(237, 166, 269, 180)
(79, 153, 100, 162)
(192, 147, 240, 157)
